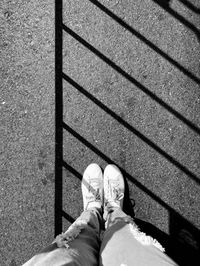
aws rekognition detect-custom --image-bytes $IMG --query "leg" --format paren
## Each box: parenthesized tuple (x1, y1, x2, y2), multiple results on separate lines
(22, 163, 104, 266)
(99, 164, 178, 266)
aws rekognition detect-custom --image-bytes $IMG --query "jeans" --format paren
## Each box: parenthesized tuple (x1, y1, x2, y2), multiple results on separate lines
(23, 208, 177, 266)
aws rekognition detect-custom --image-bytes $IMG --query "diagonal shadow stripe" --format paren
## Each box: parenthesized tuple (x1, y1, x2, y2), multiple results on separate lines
(62, 160, 99, 196)
(152, 0, 200, 38)
(63, 25, 200, 136)
(178, 0, 200, 14)
(88, 0, 200, 84)
(61, 161, 81, 225)
(63, 73, 200, 185)
(62, 123, 199, 231)
(62, 210, 75, 224)
(63, 160, 82, 180)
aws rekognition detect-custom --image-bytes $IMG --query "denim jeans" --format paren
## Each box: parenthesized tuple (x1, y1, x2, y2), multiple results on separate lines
(23, 208, 177, 266)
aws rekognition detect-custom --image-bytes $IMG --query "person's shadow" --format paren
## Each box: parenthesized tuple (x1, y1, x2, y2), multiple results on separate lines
(121, 176, 200, 266)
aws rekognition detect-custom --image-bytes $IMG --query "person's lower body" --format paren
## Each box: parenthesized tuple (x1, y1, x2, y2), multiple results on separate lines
(22, 163, 178, 266)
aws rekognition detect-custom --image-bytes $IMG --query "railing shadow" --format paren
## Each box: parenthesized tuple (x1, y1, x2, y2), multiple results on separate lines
(63, 25, 200, 137)
(62, 74, 200, 185)
(177, 0, 200, 14)
(55, 0, 200, 264)
(152, 0, 200, 41)
(88, 0, 200, 84)
(55, 0, 63, 236)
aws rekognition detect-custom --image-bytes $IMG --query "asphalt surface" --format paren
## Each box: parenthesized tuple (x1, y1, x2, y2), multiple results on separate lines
(1, 0, 200, 265)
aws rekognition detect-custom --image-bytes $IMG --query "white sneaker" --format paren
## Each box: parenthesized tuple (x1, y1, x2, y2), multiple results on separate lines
(82, 163, 103, 210)
(104, 164, 125, 210)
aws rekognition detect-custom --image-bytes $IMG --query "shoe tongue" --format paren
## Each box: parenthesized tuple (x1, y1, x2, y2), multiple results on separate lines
(89, 179, 100, 189)
(110, 186, 123, 200)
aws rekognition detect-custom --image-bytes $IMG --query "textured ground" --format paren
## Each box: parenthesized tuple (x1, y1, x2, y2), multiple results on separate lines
(0, 0, 200, 265)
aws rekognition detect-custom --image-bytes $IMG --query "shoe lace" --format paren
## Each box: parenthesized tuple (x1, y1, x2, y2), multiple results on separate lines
(94, 188, 101, 201)
(86, 187, 101, 202)
(106, 182, 124, 206)
(113, 187, 124, 201)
